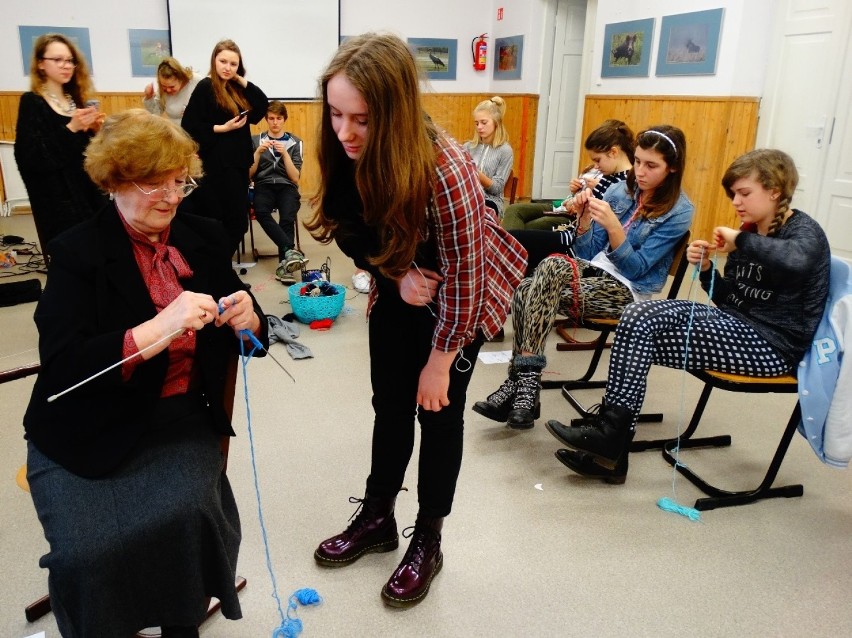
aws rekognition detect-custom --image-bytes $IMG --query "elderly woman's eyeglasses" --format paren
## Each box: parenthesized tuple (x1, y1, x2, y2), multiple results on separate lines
(42, 57, 77, 68)
(132, 177, 198, 200)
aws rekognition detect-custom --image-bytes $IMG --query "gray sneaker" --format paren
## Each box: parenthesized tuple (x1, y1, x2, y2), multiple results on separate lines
(275, 259, 297, 284)
(283, 249, 308, 273)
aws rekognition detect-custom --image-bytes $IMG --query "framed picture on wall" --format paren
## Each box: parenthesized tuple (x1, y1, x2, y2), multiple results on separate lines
(129, 29, 171, 77)
(600, 18, 654, 78)
(18, 26, 94, 75)
(655, 8, 724, 76)
(408, 38, 457, 81)
(493, 35, 524, 80)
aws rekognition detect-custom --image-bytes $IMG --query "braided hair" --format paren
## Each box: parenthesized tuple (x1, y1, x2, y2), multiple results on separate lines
(721, 149, 798, 236)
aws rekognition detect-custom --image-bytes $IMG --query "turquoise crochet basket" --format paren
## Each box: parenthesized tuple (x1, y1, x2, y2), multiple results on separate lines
(288, 282, 346, 323)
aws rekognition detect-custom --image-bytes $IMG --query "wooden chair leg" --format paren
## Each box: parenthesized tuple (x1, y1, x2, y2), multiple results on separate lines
(28, 577, 247, 632)
(25, 594, 51, 623)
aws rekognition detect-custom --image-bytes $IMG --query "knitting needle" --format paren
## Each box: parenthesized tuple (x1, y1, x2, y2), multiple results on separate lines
(47, 328, 184, 402)
(239, 329, 296, 383)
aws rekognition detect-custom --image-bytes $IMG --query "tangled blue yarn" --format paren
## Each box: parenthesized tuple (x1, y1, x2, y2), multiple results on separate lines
(272, 588, 323, 638)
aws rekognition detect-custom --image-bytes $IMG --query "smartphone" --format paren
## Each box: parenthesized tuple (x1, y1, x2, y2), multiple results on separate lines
(85, 99, 100, 109)
(237, 109, 250, 118)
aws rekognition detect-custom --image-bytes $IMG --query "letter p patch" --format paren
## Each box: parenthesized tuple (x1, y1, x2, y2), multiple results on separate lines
(814, 337, 837, 364)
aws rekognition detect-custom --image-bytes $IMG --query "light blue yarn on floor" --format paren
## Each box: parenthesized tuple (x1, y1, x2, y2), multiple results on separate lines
(240, 332, 322, 636)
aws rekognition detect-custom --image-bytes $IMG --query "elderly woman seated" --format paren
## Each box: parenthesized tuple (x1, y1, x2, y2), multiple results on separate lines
(23, 109, 268, 638)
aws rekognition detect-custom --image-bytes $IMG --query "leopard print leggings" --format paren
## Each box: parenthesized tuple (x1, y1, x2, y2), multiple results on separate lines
(511, 254, 633, 356)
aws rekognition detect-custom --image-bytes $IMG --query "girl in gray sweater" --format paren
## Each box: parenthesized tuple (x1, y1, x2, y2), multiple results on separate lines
(464, 96, 513, 218)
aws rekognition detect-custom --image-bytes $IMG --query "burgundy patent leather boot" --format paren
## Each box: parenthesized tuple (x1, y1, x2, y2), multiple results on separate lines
(381, 516, 443, 608)
(314, 495, 399, 566)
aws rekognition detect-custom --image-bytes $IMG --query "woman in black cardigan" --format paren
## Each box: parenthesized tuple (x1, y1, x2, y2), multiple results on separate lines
(24, 109, 268, 637)
(14, 33, 108, 256)
(181, 39, 268, 254)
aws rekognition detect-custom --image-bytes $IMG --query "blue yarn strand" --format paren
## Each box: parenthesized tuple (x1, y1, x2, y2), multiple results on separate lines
(238, 333, 321, 636)
(656, 255, 717, 523)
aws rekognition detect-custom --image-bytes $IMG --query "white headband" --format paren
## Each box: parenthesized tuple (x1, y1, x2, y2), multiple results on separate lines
(644, 130, 678, 157)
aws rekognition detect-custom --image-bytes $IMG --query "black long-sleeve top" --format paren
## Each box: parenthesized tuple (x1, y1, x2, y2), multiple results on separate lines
(14, 92, 108, 249)
(181, 78, 268, 171)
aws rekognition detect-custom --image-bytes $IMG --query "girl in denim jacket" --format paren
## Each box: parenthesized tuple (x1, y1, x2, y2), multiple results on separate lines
(474, 126, 693, 430)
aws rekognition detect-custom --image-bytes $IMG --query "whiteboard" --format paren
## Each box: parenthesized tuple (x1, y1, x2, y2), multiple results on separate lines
(167, 0, 340, 99)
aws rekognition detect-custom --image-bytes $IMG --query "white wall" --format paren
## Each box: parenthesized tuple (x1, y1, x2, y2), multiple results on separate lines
(589, 0, 777, 96)
(1, 0, 168, 92)
(341, 0, 548, 94)
(1, 0, 550, 95)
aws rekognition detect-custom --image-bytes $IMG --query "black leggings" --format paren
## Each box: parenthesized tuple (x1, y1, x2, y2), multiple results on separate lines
(606, 299, 791, 424)
(366, 292, 483, 518)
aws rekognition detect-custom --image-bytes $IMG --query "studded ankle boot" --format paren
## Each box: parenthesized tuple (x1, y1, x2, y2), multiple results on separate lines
(506, 354, 545, 429)
(314, 494, 399, 566)
(472, 363, 517, 422)
(381, 516, 443, 608)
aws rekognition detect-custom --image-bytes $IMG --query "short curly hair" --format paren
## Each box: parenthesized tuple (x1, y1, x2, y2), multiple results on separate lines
(84, 109, 203, 192)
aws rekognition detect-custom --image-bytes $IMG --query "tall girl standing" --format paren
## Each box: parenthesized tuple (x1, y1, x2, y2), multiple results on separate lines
(463, 96, 514, 218)
(181, 39, 268, 254)
(15, 33, 109, 256)
(305, 33, 526, 607)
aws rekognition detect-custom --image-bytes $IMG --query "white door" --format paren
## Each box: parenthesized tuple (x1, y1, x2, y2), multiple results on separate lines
(540, 0, 586, 200)
(816, 32, 852, 259)
(757, 0, 852, 257)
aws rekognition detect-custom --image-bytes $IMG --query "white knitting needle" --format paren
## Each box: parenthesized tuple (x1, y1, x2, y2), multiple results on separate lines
(47, 328, 184, 402)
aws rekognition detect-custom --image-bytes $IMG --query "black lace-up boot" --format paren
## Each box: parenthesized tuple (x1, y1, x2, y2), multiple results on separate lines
(472, 363, 517, 422)
(314, 494, 399, 566)
(506, 354, 545, 429)
(381, 516, 443, 608)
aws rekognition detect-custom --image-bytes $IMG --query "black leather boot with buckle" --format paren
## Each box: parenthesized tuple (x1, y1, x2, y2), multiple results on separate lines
(314, 494, 399, 566)
(381, 516, 443, 608)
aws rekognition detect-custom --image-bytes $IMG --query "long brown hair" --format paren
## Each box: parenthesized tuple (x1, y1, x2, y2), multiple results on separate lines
(722, 149, 798, 236)
(207, 40, 249, 116)
(305, 33, 437, 279)
(29, 33, 95, 107)
(626, 125, 686, 219)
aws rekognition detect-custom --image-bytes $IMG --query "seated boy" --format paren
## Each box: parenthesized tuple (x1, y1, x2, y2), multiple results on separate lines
(250, 100, 306, 283)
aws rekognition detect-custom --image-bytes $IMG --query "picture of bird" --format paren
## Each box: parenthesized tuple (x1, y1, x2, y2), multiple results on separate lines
(429, 49, 446, 71)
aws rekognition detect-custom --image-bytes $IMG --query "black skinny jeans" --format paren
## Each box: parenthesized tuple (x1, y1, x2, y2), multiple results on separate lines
(253, 183, 300, 260)
(366, 291, 483, 519)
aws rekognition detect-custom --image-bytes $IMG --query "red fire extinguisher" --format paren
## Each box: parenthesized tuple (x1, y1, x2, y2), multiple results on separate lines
(472, 34, 488, 71)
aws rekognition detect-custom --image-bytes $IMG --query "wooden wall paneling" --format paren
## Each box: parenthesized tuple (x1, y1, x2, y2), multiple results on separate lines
(0, 92, 537, 206)
(581, 95, 759, 242)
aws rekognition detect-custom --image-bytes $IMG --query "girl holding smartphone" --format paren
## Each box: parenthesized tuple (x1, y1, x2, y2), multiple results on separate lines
(181, 39, 268, 254)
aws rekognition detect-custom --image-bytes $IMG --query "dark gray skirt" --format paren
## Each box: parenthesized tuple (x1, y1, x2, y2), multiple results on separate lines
(27, 395, 242, 638)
